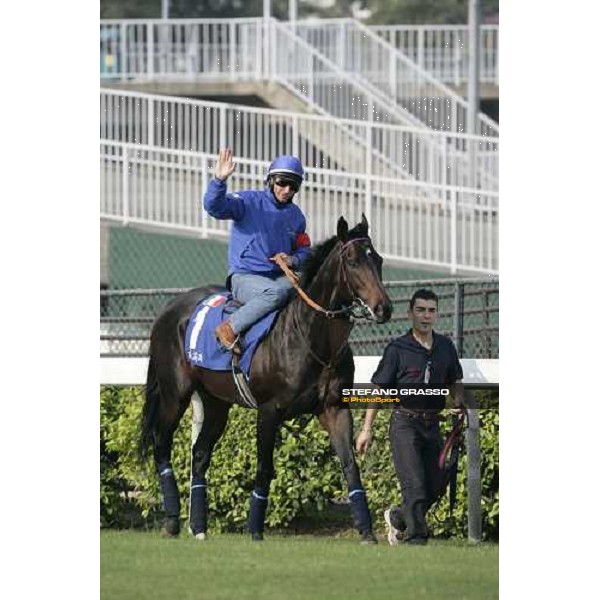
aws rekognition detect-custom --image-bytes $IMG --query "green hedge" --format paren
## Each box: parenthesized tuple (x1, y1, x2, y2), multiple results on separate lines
(100, 387, 498, 540)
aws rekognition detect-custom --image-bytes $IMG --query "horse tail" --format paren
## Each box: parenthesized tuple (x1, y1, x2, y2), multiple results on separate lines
(140, 353, 160, 463)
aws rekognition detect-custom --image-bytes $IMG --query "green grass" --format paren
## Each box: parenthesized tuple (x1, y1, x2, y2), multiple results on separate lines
(101, 530, 498, 600)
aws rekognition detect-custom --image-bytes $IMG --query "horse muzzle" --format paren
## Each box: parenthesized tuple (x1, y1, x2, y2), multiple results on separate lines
(374, 301, 392, 323)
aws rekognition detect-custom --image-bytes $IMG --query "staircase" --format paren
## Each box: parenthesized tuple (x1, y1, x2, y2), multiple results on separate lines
(294, 19, 498, 137)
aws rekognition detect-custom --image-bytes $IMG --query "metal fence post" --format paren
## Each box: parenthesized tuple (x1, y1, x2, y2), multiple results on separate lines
(484, 290, 491, 357)
(122, 146, 129, 225)
(264, 15, 271, 79)
(147, 22, 154, 79)
(417, 27, 424, 74)
(219, 105, 227, 149)
(450, 189, 458, 274)
(338, 21, 346, 71)
(453, 281, 465, 356)
(147, 99, 154, 147)
(200, 155, 208, 239)
(364, 99, 373, 226)
(453, 279, 482, 545)
(292, 115, 299, 157)
(229, 21, 236, 82)
(120, 22, 127, 81)
(466, 405, 482, 543)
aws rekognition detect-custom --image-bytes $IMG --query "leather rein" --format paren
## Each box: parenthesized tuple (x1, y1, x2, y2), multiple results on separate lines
(273, 237, 376, 321)
(274, 237, 377, 395)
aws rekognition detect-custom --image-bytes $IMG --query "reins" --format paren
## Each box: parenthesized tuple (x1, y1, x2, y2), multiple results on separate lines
(232, 236, 377, 410)
(272, 237, 372, 320)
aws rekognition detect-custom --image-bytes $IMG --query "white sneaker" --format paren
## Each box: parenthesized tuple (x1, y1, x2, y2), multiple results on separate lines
(384, 509, 400, 546)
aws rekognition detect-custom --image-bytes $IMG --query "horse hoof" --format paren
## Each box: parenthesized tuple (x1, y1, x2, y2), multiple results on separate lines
(360, 532, 378, 545)
(251, 532, 264, 542)
(161, 518, 180, 538)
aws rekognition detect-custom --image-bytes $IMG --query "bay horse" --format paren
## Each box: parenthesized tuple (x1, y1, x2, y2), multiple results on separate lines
(140, 215, 392, 543)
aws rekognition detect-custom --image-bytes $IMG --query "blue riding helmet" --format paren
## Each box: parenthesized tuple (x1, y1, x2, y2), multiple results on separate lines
(264, 155, 304, 185)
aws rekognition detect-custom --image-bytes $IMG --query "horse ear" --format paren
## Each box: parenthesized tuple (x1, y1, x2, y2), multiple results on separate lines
(337, 216, 349, 241)
(360, 213, 369, 234)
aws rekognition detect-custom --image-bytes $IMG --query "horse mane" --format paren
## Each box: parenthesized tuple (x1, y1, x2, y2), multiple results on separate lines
(299, 220, 369, 288)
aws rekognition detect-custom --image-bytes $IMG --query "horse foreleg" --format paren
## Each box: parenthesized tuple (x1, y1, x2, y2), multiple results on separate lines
(248, 406, 281, 541)
(188, 392, 231, 539)
(319, 406, 377, 544)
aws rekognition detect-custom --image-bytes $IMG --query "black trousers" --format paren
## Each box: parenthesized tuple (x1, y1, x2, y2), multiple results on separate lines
(389, 411, 445, 541)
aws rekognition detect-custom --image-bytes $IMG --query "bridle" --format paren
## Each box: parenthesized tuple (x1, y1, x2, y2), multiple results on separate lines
(234, 237, 385, 409)
(274, 236, 381, 321)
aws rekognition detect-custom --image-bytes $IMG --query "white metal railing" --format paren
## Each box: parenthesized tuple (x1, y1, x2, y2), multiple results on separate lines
(100, 140, 498, 274)
(100, 89, 499, 191)
(100, 19, 497, 192)
(370, 24, 499, 86)
(100, 18, 265, 81)
(100, 18, 498, 136)
(293, 19, 498, 138)
(270, 22, 497, 189)
(100, 19, 499, 90)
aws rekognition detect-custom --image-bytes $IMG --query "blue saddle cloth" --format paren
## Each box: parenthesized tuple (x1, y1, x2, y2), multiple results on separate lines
(184, 291, 278, 378)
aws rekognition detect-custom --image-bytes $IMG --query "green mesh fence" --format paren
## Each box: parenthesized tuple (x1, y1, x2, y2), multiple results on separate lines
(103, 224, 449, 290)
(349, 279, 499, 357)
(100, 281, 498, 358)
(106, 226, 228, 289)
(101, 223, 497, 358)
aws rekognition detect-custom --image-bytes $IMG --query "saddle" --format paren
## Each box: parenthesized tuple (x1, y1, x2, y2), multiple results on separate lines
(184, 291, 279, 379)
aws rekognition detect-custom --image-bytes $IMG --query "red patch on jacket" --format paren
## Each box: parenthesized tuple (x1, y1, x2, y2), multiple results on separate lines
(294, 232, 311, 249)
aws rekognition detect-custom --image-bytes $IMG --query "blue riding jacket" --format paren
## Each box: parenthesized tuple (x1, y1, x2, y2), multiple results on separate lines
(203, 178, 311, 276)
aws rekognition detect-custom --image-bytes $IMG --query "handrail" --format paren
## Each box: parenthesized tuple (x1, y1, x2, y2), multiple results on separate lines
(101, 139, 499, 274)
(100, 88, 499, 192)
(370, 24, 499, 86)
(274, 21, 497, 188)
(99, 18, 498, 189)
(293, 18, 498, 137)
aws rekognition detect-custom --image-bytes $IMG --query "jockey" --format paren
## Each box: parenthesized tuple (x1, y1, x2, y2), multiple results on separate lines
(203, 148, 311, 354)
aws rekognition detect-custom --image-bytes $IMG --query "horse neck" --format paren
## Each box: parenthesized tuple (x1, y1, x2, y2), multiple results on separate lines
(288, 245, 353, 362)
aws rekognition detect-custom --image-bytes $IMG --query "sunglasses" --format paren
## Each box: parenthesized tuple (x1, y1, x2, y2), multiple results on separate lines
(273, 177, 300, 192)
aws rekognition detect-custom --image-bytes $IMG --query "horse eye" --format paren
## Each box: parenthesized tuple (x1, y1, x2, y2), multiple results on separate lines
(365, 248, 372, 257)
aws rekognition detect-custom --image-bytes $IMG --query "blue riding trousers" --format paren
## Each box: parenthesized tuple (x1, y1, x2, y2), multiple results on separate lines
(228, 273, 295, 335)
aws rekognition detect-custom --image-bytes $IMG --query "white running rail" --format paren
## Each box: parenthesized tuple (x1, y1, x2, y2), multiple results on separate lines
(100, 140, 498, 274)
(370, 24, 499, 87)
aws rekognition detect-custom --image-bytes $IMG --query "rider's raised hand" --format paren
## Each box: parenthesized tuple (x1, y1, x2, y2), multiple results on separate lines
(214, 147, 236, 181)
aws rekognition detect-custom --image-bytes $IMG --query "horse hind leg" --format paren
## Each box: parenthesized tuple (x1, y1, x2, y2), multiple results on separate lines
(188, 390, 231, 540)
(150, 371, 193, 538)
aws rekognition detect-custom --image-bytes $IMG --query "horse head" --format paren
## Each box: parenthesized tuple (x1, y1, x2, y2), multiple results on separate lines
(333, 214, 392, 323)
